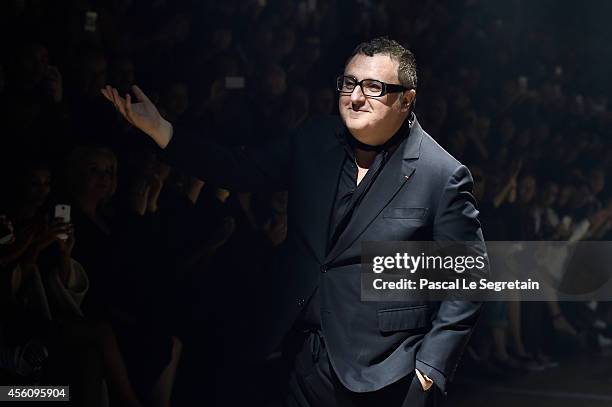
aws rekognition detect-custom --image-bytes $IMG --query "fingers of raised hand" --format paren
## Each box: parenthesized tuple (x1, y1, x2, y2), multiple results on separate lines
(125, 93, 134, 121)
(111, 88, 127, 117)
(131, 85, 151, 104)
(105, 86, 120, 111)
(106, 86, 120, 107)
(101, 86, 114, 102)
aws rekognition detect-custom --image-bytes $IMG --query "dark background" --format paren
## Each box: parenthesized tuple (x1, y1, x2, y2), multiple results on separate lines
(1, 0, 612, 406)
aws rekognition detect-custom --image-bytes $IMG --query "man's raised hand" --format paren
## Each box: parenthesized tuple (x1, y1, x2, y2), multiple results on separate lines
(100, 85, 173, 148)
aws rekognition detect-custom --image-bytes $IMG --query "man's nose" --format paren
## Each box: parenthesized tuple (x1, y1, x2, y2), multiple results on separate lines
(350, 85, 366, 106)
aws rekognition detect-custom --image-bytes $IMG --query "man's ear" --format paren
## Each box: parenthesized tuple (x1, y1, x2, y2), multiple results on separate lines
(401, 89, 416, 113)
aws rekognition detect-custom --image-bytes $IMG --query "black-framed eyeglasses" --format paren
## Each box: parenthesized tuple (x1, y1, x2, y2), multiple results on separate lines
(336, 75, 410, 97)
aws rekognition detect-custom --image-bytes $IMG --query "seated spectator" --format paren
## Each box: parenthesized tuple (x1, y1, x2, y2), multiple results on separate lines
(0, 159, 149, 406)
(61, 146, 182, 407)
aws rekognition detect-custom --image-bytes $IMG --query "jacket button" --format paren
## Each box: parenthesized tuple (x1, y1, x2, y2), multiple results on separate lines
(297, 298, 305, 307)
(320, 264, 328, 273)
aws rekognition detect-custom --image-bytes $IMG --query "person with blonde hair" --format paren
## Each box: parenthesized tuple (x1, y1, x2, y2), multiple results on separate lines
(62, 146, 182, 407)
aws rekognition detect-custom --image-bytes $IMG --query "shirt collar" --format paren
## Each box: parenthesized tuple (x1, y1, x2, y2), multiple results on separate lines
(339, 112, 415, 160)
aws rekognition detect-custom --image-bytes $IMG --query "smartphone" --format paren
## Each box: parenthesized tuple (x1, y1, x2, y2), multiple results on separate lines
(84, 11, 98, 33)
(54, 204, 71, 240)
(225, 76, 245, 89)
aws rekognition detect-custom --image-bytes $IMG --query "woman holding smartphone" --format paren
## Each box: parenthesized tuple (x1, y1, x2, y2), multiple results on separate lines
(1, 157, 155, 407)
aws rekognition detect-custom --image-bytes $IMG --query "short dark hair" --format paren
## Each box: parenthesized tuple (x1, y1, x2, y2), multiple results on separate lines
(347, 37, 417, 90)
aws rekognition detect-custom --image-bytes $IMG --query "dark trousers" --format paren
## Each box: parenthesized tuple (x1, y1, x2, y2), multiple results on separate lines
(283, 330, 441, 407)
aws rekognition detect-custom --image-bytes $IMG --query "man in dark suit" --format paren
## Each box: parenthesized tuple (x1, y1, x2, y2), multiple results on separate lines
(102, 37, 486, 406)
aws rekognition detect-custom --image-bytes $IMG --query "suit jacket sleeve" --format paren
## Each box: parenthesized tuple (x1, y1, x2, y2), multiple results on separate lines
(416, 164, 487, 394)
(159, 125, 292, 192)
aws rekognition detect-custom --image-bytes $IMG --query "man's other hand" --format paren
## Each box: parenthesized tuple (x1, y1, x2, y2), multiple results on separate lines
(415, 368, 434, 391)
(100, 85, 173, 148)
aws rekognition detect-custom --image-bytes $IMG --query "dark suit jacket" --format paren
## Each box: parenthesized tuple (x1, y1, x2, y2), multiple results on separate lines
(161, 114, 487, 394)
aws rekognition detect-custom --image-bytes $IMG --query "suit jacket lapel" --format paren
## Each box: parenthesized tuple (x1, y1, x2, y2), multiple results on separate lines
(324, 119, 424, 264)
(302, 129, 345, 264)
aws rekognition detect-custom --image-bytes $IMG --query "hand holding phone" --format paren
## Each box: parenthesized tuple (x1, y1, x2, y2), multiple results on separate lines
(54, 205, 71, 240)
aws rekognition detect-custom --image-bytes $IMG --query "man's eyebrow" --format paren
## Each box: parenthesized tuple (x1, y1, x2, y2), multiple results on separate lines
(343, 74, 390, 82)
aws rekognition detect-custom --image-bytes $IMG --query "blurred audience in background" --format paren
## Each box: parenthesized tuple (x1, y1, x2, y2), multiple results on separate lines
(2, 0, 612, 405)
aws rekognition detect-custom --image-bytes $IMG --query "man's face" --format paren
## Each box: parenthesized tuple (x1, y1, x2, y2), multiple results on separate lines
(339, 54, 414, 145)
